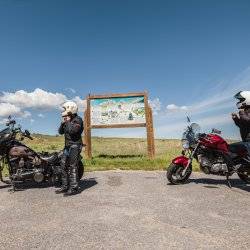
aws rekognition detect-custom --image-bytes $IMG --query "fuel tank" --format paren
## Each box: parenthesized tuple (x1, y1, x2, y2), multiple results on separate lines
(200, 134, 229, 153)
(9, 145, 35, 158)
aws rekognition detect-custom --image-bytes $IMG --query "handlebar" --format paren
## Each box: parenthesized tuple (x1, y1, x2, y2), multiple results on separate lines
(23, 133, 33, 140)
(22, 130, 33, 140)
(211, 128, 221, 134)
(5, 117, 33, 140)
(27, 134, 33, 140)
(12, 128, 33, 140)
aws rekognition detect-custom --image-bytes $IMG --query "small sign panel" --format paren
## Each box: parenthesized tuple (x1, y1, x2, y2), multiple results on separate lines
(90, 96, 146, 126)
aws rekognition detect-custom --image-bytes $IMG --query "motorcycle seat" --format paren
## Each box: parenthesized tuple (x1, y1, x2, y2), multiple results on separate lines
(228, 143, 248, 154)
(40, 154, 57, 163)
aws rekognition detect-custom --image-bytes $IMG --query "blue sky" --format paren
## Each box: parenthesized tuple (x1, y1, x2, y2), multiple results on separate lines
(0, 0, 250, 139)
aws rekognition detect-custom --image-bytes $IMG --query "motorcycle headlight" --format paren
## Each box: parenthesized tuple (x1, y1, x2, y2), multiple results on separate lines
(182, 139, 190, 150)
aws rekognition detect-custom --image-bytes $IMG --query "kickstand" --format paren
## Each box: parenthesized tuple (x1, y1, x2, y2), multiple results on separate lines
(226, 174, 232, 188)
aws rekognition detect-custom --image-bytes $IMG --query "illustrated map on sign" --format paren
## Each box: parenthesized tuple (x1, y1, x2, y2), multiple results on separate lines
(90, 96, 146, 126)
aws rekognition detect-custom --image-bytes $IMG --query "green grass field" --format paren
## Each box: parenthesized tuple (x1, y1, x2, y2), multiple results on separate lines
(23, 134, 200, 172)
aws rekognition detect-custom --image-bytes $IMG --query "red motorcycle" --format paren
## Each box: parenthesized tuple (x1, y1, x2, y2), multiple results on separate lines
(167, 119, 250, 187)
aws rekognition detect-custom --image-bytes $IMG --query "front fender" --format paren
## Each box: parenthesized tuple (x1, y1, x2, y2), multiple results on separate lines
(172, 156, 189, 167)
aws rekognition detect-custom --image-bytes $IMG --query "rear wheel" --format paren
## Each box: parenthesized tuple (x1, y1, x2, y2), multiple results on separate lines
(167, 163, 192, 185)
(238, 172, 250, 184)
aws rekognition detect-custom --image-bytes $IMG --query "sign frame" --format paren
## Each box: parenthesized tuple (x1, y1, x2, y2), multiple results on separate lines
(83, 92, 155, 159)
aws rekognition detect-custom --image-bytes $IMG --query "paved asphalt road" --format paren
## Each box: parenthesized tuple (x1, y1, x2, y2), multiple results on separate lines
(0, 171, 250, 250)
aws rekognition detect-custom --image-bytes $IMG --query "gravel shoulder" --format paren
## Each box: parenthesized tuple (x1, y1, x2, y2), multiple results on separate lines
(0, 171, 250, 250)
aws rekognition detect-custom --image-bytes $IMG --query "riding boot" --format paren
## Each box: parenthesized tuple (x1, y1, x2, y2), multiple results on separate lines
(69, 162, 79, 190)
(55, 187, 68, 194)
(55, 152, 69, 193)
(63, 187, 80, 196)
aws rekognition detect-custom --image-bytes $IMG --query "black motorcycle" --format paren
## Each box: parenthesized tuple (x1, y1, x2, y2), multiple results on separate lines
(0, 117, 84, 191)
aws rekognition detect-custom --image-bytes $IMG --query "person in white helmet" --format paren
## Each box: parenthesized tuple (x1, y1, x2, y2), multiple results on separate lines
(232, 91, 250, 156)
(55, 101, 83, 196)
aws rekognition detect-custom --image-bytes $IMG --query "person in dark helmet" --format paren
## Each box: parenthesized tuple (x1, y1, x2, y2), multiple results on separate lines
(232, 91, 250, 156)
(55, 101, 84, 196)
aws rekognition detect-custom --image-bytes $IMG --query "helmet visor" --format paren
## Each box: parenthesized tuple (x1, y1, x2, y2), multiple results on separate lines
(234, 91, 245, 102)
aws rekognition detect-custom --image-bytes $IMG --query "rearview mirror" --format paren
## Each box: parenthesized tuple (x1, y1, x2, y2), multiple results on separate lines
(25, 130, 31, 136)
(6, 119, 16, 126)
(212, 128, 221, 134)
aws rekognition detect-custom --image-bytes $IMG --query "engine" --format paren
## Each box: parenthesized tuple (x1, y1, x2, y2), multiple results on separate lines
(197, 153, 228, 174)
(9, 157, 45, 183)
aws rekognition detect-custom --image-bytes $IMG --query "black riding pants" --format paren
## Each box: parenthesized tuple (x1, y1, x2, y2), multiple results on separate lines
(61, 144, 82, 190)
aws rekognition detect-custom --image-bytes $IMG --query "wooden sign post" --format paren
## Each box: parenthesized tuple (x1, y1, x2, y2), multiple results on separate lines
(83, 92, 155, 159)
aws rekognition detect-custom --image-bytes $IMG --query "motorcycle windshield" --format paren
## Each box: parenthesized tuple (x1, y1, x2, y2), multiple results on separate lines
(182, 123, 201, 143)
(190, 123, 201, 135)
(182, 130, 194, 142)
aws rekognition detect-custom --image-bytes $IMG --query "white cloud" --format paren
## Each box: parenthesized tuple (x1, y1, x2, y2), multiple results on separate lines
(198, 114, 231, 128)
(156, 114, 233, 137)
(0, 118, 8, 125)
(0, 88, 86, 121)
(38, 113, 45, 118)
(154, 67, 250, 138)
(0, 88, 67, 110)
(30, 119, 35, 123)
(0, 103, 21, 117)
(22, 111, 31, 118)
(149, 98, 161, 115)
(72, 96, 87, 112)
(164, 67, 250, 117)
(166, 104, 188, 112)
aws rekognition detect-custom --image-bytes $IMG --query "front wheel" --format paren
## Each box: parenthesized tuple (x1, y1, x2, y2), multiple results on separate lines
(238, 172, 250, 184)
(167, 163, 192, 185)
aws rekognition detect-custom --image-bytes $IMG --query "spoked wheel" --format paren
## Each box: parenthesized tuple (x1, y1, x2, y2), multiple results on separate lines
(238, 172, 250, 184)
(167, 163, 192, 185)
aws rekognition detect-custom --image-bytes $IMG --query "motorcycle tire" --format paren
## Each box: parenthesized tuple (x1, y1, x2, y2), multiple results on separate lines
(167, 163, 192, 185)
(238, 173, 250, 184)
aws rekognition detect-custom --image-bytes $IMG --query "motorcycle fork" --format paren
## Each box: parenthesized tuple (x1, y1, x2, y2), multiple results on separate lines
(182, 143, 200, 176)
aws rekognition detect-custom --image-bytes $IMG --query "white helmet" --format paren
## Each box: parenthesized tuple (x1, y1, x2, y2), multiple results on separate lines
(234, 91, 250, 109)
(61, 101, 78, 117)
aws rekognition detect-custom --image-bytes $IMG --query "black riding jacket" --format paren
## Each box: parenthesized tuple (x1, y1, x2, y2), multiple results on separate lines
(58, 114, 84, 147)
(233, 108, 250, 142)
